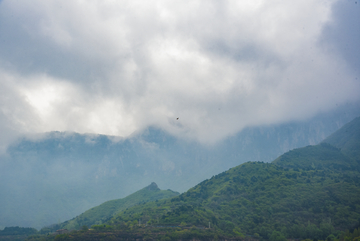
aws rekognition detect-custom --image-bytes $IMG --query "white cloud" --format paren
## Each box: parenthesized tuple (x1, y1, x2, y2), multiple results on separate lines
(0, 0, 359, 147)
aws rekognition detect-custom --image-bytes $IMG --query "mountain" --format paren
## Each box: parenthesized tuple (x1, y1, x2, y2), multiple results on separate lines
(46, 182, 179, 231)
(322, 116, 360, 160)
(271, 117, 360, 171)
(0, 104, 359, 229)
(272, 143, 357, 171)
(95, 117, 360, 240)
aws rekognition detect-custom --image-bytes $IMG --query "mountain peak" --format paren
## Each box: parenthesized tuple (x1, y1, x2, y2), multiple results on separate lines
(147, 182, 159, 191)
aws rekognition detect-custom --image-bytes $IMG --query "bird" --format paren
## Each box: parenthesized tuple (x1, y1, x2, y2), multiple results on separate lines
(176, 117, 179, 120)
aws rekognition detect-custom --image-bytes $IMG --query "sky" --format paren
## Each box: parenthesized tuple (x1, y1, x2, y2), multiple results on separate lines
(0, 0, 359, 151)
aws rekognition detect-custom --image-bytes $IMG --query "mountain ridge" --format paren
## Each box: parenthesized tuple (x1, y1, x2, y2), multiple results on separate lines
(322, 116, 360, 160)
(0, 108, 359, 229)
(53, 182, 179, 231)
(93, 117, 360, 239)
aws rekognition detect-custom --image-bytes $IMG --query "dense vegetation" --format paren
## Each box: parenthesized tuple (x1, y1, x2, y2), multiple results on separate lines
(43, 182, 179, 231)
(86, 117, 360, 240)
(4, 117, 360, 241)
(25, 226, 360, 241)
(0, 227, 38, 241)
(0, 227, 37, 236)
(3, 112, 356, 229)
(104, 160, 359, 239)
(102, 117, 360, 239)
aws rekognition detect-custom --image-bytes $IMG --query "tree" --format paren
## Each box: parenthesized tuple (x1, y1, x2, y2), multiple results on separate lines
(270, 231, 287, 241)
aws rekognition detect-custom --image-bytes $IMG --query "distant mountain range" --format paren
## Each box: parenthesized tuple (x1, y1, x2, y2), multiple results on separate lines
(36, 116, 360, 241)
(0, 103, 359, 229)
(97, 117, 360, 240)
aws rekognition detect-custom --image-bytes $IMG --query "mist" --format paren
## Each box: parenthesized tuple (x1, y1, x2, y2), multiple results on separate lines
(0, 0, 359, 151)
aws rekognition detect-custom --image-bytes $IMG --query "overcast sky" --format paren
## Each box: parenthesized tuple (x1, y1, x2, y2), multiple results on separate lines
(0, 0, 359, 150)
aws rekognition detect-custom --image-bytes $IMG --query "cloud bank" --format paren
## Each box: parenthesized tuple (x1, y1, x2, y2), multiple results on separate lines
(0, 0, 359, 149)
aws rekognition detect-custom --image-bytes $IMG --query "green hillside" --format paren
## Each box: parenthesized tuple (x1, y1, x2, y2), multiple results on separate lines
(322, 116, 360, 160)
(272, 143, 357, 171)
(52, 182, 179, 231)
(107, 162, 359, 239)
(102, 117, 360, 239)
(29, 117, 360, 241)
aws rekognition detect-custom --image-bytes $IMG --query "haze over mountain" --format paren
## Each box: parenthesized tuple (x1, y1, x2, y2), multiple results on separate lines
(0, 105, 359, 229)
(0, 0, 359, 152)
(36, 116, 360, 241)
(100, 116, 360, 240)
(0, 1, 359, 237)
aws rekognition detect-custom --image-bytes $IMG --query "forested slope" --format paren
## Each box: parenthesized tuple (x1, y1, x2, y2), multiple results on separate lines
(103, 117, 360, 239)
(322, 116, 360, 160)
(50, 183, 178, 231)
(29, 117, 360, 241)
(2, 108, 359, 229)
